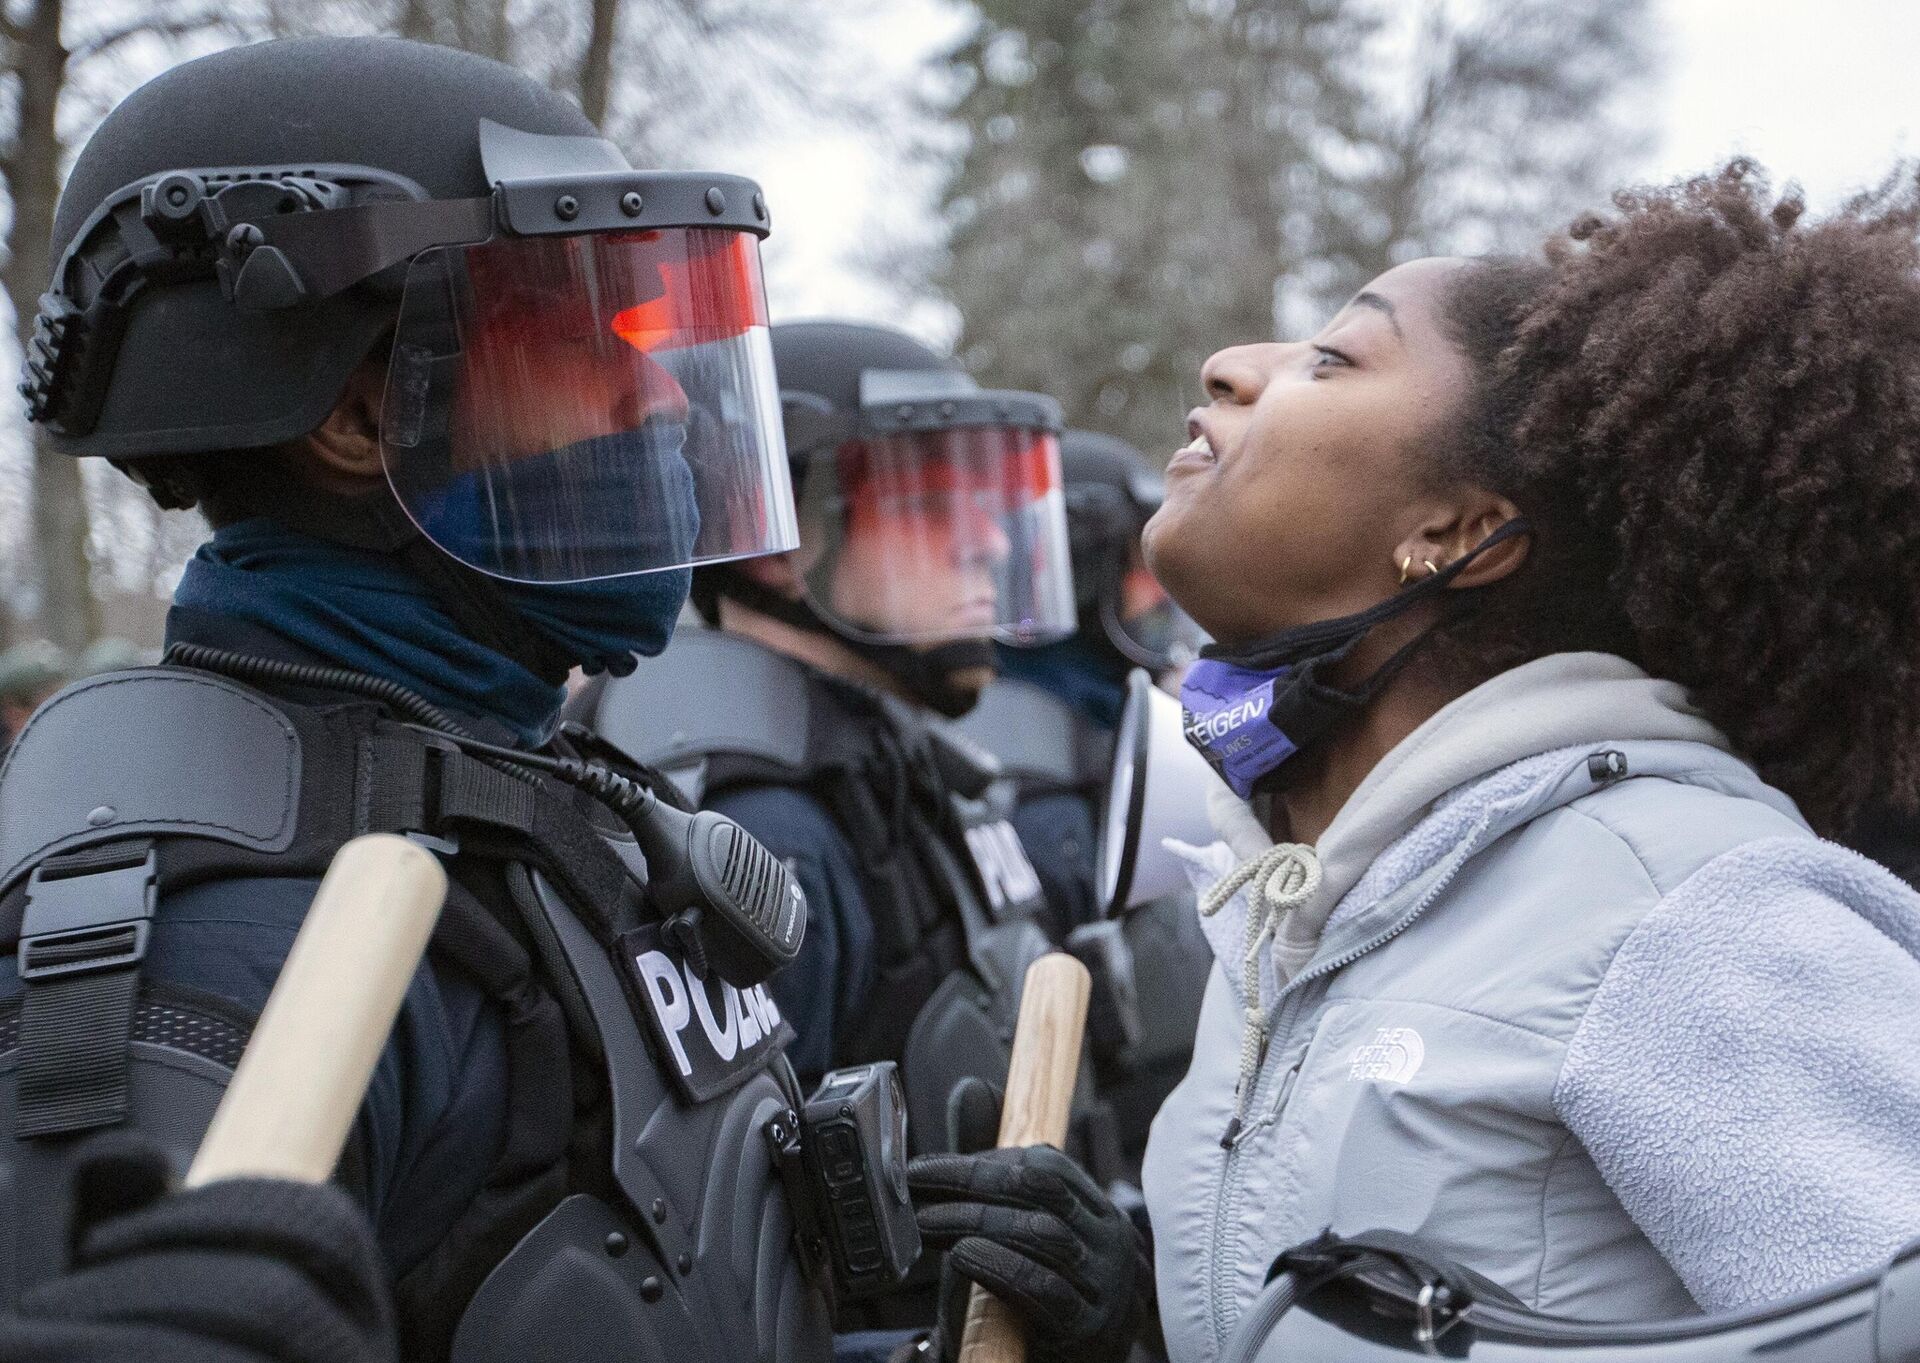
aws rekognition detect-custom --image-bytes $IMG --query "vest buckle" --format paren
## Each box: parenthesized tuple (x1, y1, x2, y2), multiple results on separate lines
(18, 843, 158, 981)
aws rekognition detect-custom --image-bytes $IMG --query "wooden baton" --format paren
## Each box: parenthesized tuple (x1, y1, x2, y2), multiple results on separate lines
(186, 833, 448, 1187)
(957, 951, 1094, 1363)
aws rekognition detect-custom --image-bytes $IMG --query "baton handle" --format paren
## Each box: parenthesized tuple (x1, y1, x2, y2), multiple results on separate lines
(186, 834, 447, 1187)
(957, 952, 1093, 1363)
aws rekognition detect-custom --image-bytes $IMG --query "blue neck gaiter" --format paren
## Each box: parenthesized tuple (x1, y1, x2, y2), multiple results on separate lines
(995, 635, 1131, 731)
(172, 518, 687, 745)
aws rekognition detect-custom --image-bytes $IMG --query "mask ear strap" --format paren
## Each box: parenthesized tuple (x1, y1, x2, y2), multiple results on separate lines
(1336, 514, 1534, 636)
(1352, 516, 1535, 687)
(1206, 518, 1533, 671)
(1421, 515, 1533, 587)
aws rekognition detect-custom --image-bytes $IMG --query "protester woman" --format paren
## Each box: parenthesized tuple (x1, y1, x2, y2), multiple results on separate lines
(906, 161, 1920, 1363)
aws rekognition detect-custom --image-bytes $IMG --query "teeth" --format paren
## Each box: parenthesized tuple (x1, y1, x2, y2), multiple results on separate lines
(1179, 435, 1210, 456)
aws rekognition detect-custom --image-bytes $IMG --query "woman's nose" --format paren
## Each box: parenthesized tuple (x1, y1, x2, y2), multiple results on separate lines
(1199, 342, 1289, 407)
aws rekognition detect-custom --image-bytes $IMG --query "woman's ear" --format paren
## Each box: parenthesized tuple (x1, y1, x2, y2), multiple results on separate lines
(297, 358, 387, 492)
(1394, 492, 1529, 589)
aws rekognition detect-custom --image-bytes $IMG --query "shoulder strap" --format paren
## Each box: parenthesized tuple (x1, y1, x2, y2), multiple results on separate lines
(0, 670, 631, 946)
(0, 666, 307, 898)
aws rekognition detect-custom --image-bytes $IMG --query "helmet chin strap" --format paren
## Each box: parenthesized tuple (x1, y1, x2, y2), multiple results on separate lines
(210, 469, 577, 686)
(716, 570, 995, 717)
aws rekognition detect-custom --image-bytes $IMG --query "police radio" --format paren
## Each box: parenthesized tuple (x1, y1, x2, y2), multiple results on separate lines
(769, 1062, 921, 1311)
(402, 721, 808, 989)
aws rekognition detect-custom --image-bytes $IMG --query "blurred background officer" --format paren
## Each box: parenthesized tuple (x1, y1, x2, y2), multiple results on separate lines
(573, 319, 1077, 1148)
(961, 429, 1197, 927)
(0, 36, 830, 1363)
(954, 430, 1211, 1173)
(0, 639, 68, 758)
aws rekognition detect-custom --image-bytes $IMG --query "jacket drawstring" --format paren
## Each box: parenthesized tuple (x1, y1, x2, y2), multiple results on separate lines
(1199, 841, 1321, 1148)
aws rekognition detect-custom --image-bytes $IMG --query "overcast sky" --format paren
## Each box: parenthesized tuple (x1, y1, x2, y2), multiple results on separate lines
(731, 0, 1920, 340)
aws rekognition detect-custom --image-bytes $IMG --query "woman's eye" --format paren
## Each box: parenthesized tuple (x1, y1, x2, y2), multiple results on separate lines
(1310, 346, 1351, 373)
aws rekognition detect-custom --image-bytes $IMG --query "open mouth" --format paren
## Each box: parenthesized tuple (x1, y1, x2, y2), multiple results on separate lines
(1167, 431, 1218, 475)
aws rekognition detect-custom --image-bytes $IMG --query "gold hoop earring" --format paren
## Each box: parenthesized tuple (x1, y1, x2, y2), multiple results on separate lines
(1399, 555, 1414, 584)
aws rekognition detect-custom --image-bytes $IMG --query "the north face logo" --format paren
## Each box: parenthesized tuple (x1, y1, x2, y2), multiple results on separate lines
(1349, 1026, 1424, 1084)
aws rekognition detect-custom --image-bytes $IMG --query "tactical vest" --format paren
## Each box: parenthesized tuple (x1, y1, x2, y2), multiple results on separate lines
(0, 664, 831, 1363)
(954, 675, 1215, 1175)
(952, 676, 1114, 807)
(570, 629, 1053, 1154)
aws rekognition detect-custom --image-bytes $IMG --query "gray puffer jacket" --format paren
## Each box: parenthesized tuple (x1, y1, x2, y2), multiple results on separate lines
(1141, 653, 1920, 1363)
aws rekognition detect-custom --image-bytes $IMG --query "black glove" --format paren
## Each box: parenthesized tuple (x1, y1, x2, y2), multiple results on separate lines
(4, 1136, 398, 1363)
(910, 1141, 1153, 1363)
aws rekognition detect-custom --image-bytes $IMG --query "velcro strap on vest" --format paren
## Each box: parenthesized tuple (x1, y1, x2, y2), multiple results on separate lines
(358, 731, 625, 938)
(13, 839, 158, 1138)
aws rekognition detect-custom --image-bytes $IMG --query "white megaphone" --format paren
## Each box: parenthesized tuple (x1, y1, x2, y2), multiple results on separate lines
(1098, 668, 1233, 914)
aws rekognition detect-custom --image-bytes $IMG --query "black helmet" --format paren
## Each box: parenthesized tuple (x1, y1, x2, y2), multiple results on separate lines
(1058, 428, 1201, 672)
(696, 318, 1075, 716)
(27, 36, 795, 590)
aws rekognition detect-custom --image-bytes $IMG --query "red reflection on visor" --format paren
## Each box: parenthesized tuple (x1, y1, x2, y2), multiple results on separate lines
(835, 430, 1061, 510)
(610, 229, 769, 352)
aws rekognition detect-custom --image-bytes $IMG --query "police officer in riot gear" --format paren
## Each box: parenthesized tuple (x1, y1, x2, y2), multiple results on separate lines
(0, 36, 836, 1362)
(953, 429, 1210, 1170)
(570, 320, 1079, 1154)
(960, 428, 1198, 927)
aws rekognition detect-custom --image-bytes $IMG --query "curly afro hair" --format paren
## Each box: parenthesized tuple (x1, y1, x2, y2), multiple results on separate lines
(1430, 160, 1920, 837)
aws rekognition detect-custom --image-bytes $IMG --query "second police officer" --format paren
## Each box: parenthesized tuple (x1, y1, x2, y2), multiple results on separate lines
(0, 36, 855, 1363)
(954, 429, 1212, 1172)
(570, 320, 1081, 1154)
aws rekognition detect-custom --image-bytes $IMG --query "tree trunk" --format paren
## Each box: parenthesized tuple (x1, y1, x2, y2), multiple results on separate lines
(29, 435, 92, 651)
(578, 0, 621, 128)
(5, 0, 97, 651)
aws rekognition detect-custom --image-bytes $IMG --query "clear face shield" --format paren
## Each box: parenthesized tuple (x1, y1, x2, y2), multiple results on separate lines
(381, 225, 796, 583)
(795, 421, 1076, 647)
(1102, 549, 1209, 673)
(1067, 471, 1207, 672)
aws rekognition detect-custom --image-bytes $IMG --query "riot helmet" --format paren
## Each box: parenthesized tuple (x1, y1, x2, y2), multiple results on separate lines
(26, 38, 796, 610)
(774, 320, 1074, 649)
(1058, 429, 1202, 675)
(696, 320, 1074, 714)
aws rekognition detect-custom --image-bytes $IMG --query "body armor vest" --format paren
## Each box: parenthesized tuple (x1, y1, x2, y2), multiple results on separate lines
(0, 664, 832, 1363)
(954, 674, 1214, 1175)
(570, 629, 1054, 1154)
(952, 675, 1114, 806)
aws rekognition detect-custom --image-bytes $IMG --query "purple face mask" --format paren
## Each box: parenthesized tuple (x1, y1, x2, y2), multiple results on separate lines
(1180, 518, 1531, 799)
(1181, 659, 1301, 799)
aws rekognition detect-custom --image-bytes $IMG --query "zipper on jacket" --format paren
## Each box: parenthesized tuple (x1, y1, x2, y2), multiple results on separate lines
(1201, 789, 1527, 1351)
(1208, 985, 1317, 1350)
(1220, 1054, 1299, 1151)
(1269, 1059, 1301, 1117)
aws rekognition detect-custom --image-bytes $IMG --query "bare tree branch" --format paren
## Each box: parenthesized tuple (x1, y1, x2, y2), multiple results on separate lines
(70, 9, 229, 65)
